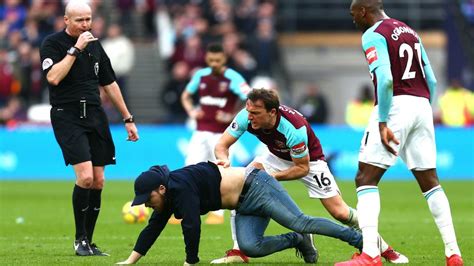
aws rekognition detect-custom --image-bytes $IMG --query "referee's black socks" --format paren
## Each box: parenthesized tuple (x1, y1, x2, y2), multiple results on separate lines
(85, 189, 102, 243)
(72, 184, 90, 240)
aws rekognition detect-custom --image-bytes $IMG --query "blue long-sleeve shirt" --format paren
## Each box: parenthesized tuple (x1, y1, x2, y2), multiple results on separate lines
(133, 162, 222, 264)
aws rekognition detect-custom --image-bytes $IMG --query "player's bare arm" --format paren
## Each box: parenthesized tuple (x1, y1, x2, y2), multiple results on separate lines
(273, 155, 310, 181)
(45, 54, 77, 86)
(214, 131, 238, 167)
(378, 122, 399, 156)
(181, 90, 204, 120)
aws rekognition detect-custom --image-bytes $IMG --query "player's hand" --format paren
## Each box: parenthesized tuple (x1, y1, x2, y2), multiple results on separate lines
(125, 123, 139, 142)
(189, 108, 204, 120)
(215, 110, 233, 123)
(76, 31, 98, 50)
(215, 159, 231, 168)
(379, 122, 399, 156)
(115, 261, 133, 265)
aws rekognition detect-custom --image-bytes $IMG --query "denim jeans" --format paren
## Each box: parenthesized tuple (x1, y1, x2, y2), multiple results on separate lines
(235, 170, 362, 257)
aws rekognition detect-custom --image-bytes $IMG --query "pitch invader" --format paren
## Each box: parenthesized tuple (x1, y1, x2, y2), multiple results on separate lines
(337, 0, 463, 265)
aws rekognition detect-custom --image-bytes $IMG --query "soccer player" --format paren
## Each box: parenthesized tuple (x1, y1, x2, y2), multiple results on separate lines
(116, 162, 364, 265)
(180, 42, 250, 224)
(336, 1, 464, 265)
(212, 88, 407, 264)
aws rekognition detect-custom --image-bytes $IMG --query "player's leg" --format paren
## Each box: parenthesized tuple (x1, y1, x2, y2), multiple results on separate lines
(84, 106, 115, 256)
(413, 169, 462, 264)
(72, 161, 94, 256)
(402, 99, 462, 264)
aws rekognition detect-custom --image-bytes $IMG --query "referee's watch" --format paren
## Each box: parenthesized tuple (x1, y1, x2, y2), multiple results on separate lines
(67, 46, 81, 56)
(123, 115, 134, 123)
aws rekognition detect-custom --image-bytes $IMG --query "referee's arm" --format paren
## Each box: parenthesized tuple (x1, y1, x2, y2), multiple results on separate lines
(101, 82, 131, 119)
(46, 53, 76, 86)
(102, 81, 139, 141)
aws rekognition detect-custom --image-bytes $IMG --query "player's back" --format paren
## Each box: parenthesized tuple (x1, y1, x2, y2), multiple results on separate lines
(369, 19, 430, 100)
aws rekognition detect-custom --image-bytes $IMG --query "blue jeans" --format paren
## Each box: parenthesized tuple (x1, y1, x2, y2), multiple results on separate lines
(235, 170, 362, 257)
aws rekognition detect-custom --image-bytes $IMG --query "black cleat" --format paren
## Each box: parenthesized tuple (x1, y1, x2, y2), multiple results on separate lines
(74, 236, 93, 256)
(90, 243, 110, 256)
(295, 233, 318, 263)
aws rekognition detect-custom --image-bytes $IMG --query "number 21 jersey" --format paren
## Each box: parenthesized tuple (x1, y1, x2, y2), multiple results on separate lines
(362, 18, 431, 104)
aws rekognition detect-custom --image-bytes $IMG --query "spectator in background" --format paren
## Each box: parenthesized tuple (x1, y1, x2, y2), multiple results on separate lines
(115, 0, 135, 35)
(437, 79, 474, 126)
(102, 23, 135, 103)
(345, 84, 373, 127)
(0, 0, 28, 35)
(0, 49, 22, 125)
(169, 34, 206, 72)
(161, 61, 190, 123)
(296, 83, 329, 124)
(249, 19, 278, 76)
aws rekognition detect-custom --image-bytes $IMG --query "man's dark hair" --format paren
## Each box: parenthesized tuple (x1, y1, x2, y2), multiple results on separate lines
(247, 88, 280, 112)
(207, 42, 224, 53)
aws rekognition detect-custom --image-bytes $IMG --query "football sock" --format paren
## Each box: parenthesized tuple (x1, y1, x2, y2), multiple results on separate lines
(345, 206, 389, 252)
(356, 185, 380, 258)
(230, 210, 240, 250)
(72, 184, 90, 240)
(423, 185, 461, 257)
(85, 189, 102, 243)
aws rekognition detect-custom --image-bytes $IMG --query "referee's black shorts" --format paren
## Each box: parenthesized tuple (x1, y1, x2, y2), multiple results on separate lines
(50, 103, 116, 166)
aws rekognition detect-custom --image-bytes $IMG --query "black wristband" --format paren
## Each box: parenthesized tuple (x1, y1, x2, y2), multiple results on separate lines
(123, 115, 134, 123)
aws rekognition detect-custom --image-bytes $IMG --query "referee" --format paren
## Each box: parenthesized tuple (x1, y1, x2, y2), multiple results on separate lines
(40, 0, 139, 256)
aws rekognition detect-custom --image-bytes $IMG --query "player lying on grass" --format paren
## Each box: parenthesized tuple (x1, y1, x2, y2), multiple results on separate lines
(116, 162, 363, 265)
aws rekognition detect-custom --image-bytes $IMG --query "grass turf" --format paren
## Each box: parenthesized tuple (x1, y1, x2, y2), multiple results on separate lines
(0, 180, 472, 265)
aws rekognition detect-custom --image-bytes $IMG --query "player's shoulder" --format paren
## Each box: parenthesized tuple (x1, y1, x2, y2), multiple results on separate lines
(278, 106, 307, 129)
(362, 21, 386, 45)
(41, 31, 64, 47)
(192, 67, 212, 78)
(224, 68, 245, 80)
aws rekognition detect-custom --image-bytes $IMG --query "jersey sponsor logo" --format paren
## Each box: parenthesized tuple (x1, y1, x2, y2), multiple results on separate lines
(200, 96, 228, 108)
(219, 81, 228, 92)
(94, 62, 99, 76)
(365, 46, 378, 65)
(42, 58, 53, 70)
(230, 121, 239, 131)
(291, 142, 306, 155)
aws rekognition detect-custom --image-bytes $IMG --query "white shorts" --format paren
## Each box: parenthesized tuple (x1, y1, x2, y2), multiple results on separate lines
(253, 151, 341, 199)
(359, 95, 436, 170)
(185, 131, 222, 165)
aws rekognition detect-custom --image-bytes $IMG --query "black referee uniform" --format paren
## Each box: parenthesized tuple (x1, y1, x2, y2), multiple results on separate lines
(40, 28, 123, 256)
(40, 30, 116, 166)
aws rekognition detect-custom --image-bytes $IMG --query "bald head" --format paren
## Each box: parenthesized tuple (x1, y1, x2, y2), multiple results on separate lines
(65, 0, 91, 17)
(350, 0, 387, 32)
(64, 0, 93, 38)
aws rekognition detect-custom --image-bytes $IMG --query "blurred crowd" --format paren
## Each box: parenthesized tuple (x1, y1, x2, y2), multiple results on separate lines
(1, 0, 472, 128)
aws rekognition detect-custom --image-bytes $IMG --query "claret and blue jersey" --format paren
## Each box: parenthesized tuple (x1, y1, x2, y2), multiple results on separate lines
(361, 18, 437, 121)
(186, 67, 250, 133)
(227, 105, 325, 162)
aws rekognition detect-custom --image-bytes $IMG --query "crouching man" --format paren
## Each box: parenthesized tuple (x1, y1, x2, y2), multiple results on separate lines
(116, 162, 363, 264)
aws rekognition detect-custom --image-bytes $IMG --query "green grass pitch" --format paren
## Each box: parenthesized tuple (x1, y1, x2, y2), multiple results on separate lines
(0, 180, 472, 265)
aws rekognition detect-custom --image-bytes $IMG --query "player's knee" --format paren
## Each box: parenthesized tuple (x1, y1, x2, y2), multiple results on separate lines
(77, 175, 94, 188)
(92, 178, 105, 189)
(238, 240, 261, 257)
